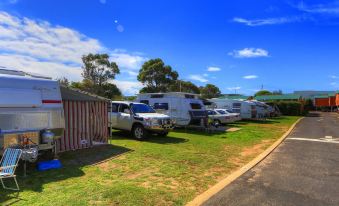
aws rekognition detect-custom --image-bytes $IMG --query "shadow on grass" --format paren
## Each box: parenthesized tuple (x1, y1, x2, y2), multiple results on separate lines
(110, 130, 188, 144)
(0, 144, 131, 205)
(172, 128, 226, 137)
(204, 118, 284, 128)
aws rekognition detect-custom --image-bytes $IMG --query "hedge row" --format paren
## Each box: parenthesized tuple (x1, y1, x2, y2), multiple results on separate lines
(274, 101, 307, 116)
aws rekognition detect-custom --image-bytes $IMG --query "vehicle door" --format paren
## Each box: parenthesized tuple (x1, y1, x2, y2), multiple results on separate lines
(109, 103, 120, 128)
(117, 103, 133, 130)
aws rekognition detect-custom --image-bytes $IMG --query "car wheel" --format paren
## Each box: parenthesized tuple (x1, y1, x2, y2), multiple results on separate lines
(158, 131, 169, 137)
(132, 124, 147, 140)
(214, 119, 221, 127)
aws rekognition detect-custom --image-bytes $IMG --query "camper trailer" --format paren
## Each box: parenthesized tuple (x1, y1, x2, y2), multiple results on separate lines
(209, 99, 257, 119)
(136, 92, 207, 126)
(0, 69, 65, 154)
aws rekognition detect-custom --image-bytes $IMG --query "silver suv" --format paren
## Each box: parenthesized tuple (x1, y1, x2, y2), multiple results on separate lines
(108, 101, 173, 140)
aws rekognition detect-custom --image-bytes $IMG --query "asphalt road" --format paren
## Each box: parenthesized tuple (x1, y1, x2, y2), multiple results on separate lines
(203, 112, 339, 206)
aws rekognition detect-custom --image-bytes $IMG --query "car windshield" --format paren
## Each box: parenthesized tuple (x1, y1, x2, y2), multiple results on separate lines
(226, 109, 234, 113)
(216, 110, 226, 114)
(130, 103, 156, 113)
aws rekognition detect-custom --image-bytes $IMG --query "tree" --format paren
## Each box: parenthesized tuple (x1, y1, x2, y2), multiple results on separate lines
(97, 83, 122, 100)
(57, 77, 70, 87)
(82, 53, 120, 86)
(138, 58, 178, 93)
(78, 53, 121, 99)
(272, 90, 283, 95)
(199, 84, 221, 99)
(169, 80, 200, 94)
(255, 90, 272, 96)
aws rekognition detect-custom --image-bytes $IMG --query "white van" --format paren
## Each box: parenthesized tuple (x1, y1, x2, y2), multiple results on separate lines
(0, 69, 65, 153)
(209, 99, 257, 119)
(136, 92, 207, 126)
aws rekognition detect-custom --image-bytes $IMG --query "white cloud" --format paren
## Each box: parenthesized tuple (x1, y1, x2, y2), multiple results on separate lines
(202, 73, 209, 77)
(229, 48, 269, 58)
(232, 16, 307, 26)
(0, 54, 82, 81)
(329, 75, 338, 79)
(227, 86, 241, 91)
(207, 66, 221, 72)
(110, 49, 147, 70)
(111, 80, 143, 95)
(296, 1, 339, 15)
(188, 74, 208, 83)
(0, 11, 146, 95)
(99, 0, 106, 4)
(243, 75, 258, 79)
(0, 11, 103, 67)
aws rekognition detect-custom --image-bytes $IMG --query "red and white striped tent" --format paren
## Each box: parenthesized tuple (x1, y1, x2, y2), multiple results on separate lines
(58, 87, 109, 152)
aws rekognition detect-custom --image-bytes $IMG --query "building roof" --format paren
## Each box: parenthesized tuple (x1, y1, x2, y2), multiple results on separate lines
(254, 94, 301, 101)
(314, 95, 329, 99)
(218, 95, 250, 100)
(293, 90, 335, 99)
(60, 86, 110, 102)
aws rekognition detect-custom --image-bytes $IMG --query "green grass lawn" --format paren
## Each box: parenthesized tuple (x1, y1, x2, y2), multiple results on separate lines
(1, 116, 299, 206)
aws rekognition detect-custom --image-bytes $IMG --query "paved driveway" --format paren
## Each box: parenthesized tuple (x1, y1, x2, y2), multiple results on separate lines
(203, 112, 339, 206)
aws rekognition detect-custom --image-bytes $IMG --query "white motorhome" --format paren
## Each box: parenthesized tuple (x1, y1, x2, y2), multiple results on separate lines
(0, 69, 65, 154)
(209, 99, 257, 119)
(136, 92, 207, 126)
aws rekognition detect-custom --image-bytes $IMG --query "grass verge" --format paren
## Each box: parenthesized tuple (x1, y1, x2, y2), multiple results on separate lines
(0, 116, 299, 206)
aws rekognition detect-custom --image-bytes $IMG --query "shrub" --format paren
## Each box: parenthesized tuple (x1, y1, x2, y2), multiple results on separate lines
(275, 101, 305, 116)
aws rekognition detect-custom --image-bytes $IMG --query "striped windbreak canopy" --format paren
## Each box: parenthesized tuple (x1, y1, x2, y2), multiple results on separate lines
(58, 87, 110, 152)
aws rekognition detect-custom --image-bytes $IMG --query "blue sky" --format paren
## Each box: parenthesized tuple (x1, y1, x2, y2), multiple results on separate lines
(0, 0, 339, 95)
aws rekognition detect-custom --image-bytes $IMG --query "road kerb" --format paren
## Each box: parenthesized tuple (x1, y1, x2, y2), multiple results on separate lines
(186, 117, 304, 206)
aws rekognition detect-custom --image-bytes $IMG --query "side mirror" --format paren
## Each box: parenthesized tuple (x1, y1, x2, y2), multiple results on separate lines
(123, 109, 131, 114)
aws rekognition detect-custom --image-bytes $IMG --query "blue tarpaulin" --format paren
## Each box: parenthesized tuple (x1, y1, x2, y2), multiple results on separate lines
(37, 160, 62, 171)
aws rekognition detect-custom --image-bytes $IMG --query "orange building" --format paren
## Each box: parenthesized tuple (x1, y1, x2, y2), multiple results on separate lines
(314, 93, 337, 111)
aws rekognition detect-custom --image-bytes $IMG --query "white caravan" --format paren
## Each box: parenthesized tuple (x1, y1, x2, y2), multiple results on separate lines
(0, 69, 65, 154)
(251, 100, 270, 118)
(209, 99, 257, 119)
(136, 92, 207, 126)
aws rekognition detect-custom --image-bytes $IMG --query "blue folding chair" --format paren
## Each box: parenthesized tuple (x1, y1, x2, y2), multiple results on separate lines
(0, 148, 22, 190)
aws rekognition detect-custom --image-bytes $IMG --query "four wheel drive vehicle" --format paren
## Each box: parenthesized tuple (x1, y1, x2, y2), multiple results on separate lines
(136, 92, 207, 126)
(214, 109, 241, 121)
(108, 101, 174, 140)
(206, 109, 236, 125)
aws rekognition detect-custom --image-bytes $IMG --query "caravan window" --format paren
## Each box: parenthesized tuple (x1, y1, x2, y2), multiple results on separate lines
(185, 94, 195, 99)
(233, 103, 241, 107)
(190, 103, 202, 109)
(153, 103, 169, 110)
(151, 94, 164, 98)
(140, 100, 149, 105)
(232, 102, 241, 113)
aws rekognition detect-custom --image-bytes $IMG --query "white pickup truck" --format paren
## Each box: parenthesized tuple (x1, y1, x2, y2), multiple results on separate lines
(108, 101, 174, 140)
